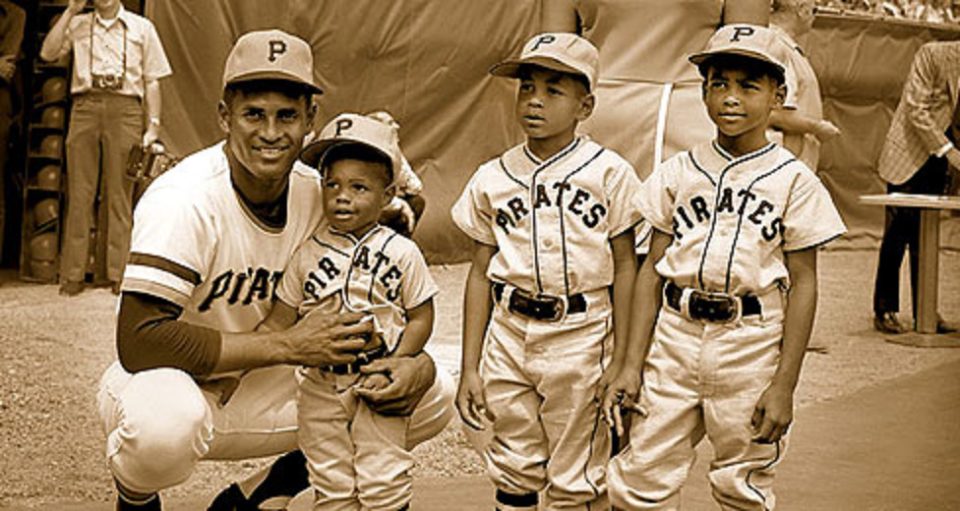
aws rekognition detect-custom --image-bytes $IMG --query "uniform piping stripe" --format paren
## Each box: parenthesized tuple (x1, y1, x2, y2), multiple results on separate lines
(368, 230, 400, 303)
(339, 226, 382, 312)
(558, 148, 605, 296)
(784, 232, 843, 253)
(128, 252, 201, 285)
(530, 138, 584, 293)
(523, 145, 540, 165)
(696, 144, 778, 290)
(498, 158, 528, 190)
(722, 158, 795, 292)
(689, 152, 717, 187)
(745, 439, 782, 510)
(311, 235, 350, 258)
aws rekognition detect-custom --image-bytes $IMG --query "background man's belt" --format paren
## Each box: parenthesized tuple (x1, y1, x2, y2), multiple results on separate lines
(492, 282, 586, 321)
(664, 281, 761, 322)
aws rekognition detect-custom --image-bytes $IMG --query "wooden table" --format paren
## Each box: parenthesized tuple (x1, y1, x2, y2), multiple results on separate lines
(860, 193, 960, 347)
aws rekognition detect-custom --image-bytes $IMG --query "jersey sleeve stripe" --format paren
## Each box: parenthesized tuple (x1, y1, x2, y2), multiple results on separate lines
(128, 252, 201, 285)
(123, 276, 191, 307)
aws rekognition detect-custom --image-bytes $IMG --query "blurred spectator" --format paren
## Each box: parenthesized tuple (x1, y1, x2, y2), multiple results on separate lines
(40, 0, 171, 296)
(0, 0, 24, 265)
(816, 0, 960, 23)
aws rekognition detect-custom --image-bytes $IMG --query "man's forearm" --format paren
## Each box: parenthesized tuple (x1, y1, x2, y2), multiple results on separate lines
(39, 8, 74, 62)
(144, 80, 161, 123)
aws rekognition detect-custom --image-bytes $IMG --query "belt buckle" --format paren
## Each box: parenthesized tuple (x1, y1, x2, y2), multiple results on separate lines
(689, 289, 740, 323)
(535, 293, 565, 322)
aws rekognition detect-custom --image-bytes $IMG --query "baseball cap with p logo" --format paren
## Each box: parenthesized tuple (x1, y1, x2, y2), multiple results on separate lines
(688, 24, 788, 75)
(490, 32, 599, 91)
(222, 29, 323, 94)
(300, 112, 402, 183)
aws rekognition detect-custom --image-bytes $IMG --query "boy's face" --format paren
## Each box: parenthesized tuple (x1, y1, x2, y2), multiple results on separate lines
(515, 66, 593, 143)
(219, 89, 314, 186)
(322, 158, 393, 236)
(702, 65, 784, 149)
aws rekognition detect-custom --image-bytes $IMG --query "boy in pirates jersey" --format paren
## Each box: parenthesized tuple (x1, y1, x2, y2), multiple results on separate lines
(451, 33, 643, 510)
(260, 112, 438, 510)
(603, 25, 846, 510)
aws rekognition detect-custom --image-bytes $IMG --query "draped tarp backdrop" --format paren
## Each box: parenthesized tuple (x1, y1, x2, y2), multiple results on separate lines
(146, 3, 959, 261)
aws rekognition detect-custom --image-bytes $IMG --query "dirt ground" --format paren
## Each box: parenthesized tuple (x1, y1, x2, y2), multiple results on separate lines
(1, 248, 959, 508)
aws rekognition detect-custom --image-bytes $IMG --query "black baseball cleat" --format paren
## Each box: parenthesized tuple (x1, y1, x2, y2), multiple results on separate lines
(207, 483, 256, 511)
(208, 450, 308, 510)
(116, 494, 161, 511)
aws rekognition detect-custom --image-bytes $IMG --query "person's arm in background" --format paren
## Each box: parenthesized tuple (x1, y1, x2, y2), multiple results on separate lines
(142, 79, 161, 147)
(40, 0, 84, 62)
(721, 0, 771, 25)
(900, 44, 960, 171)
(0, 2, 25, 83)
(541, 0, 579, 33)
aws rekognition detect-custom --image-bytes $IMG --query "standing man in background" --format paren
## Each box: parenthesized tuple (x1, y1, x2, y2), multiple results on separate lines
(40, 0, 171, 296)
(0, 0, 24, 264)
(872, 41, 960, 334)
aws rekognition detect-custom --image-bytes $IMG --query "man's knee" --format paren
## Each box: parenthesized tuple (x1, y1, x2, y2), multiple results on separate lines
(406, 367, 456, 448)
(105, 368, 213, 493)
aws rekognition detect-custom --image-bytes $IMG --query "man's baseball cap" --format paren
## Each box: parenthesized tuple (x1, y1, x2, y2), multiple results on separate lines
(689, 24, 787, 76)
(222, 29, 322, 94)
(301, 113, 401, 182)
(490, 32, 599, 91)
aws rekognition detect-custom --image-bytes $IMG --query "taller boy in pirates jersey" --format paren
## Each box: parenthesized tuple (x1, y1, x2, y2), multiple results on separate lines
(261, 112, 439, 511)
(452, 33, 643, 510)
(603, 25, 846, 510)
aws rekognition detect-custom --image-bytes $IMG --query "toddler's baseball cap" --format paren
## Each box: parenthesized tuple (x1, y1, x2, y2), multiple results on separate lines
(301, 113, 401, 182)
(490, 32, 599, 91)
(222, 29, 322, 94)
(689, 24, 787, 76)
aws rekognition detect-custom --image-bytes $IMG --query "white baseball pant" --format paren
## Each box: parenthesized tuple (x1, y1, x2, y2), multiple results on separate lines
(298, 369, 412, 511)
(608, 292, 787, 511)
(96, 361, 455, 495)
(481, 287, 613, 510)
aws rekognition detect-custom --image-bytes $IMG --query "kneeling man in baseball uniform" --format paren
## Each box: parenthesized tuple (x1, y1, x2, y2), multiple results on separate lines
(97, 29, 454, 511)
(602, 25, 846, 510)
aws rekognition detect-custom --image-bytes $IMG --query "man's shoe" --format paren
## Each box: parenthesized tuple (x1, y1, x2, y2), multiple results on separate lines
(874, 312, 906, 334)
(937, 317, 959, 334)
(59, 281, 84, 297)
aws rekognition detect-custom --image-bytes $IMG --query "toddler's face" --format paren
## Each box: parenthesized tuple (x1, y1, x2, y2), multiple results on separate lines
(322, 159, 392, 236)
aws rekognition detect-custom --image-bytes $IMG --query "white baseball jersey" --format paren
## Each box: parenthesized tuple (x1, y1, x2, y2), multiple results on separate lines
(123, 141, 325, 333)
(451, 136, 643, 296)
(639, 141, 846, 295)
(275, 223, 438, 351)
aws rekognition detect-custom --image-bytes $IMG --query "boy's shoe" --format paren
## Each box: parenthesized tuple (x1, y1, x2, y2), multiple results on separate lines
(874, 312, 906, 334)
(59, 280, 84, 296)
(116, 494, 161, 511)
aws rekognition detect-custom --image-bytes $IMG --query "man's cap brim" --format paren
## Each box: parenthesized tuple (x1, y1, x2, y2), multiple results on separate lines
(225, 70, 323, 94)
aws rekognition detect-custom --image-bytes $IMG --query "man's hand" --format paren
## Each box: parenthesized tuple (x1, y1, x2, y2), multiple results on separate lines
(282, 310, 371, 367)
(142, 123, 160, 148)
(751, 381, 795, 443)
(813, 120, 841, 141)
(456, 369, 492, 430)
(354, 352, 436, 416)
(0, 55, 16, 82)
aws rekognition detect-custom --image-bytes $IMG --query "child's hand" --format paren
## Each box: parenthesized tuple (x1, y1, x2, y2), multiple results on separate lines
(751, 381, 794, 443)
(600, 370, 645, 438)
(357, 372, 391, 392)
(456, 370, 493, 430)
(813, 120, 841, 141)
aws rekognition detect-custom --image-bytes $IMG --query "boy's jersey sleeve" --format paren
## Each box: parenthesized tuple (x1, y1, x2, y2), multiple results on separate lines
(399, 241, 439, 309)
(450, 166, 497, 246)
(782, 166, 847, 252)
(636, 157, 679, 235)
(123, 184, 214, 307)
(604, 158, 645, 237)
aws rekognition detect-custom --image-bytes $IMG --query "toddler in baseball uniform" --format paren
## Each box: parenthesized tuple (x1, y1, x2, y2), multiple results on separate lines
(602, 25, 846, 510)
(258, 112, 438, 511)
(452, 33, 643, 510)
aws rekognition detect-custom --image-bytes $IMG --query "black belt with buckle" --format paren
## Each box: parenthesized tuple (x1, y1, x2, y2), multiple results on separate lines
(492, 282, 586, 321)
(664, 281, 761, 322)
(323, 342, 388, 375)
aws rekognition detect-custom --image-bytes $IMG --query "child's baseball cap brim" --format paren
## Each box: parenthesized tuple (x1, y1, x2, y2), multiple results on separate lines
(688, 24, 787, 76)
(490, 33, 599, 91)
(301, 113, 401, 183)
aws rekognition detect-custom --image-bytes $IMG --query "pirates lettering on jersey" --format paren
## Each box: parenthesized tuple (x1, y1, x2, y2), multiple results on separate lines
(494, 181, 608, 235)
(672, 185, 784, 242)
(301, 244, 405, 304)
(198, 267, 284, 312)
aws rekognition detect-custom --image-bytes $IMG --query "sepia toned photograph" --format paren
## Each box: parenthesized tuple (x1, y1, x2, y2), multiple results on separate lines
(0, 0, 958, 509)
